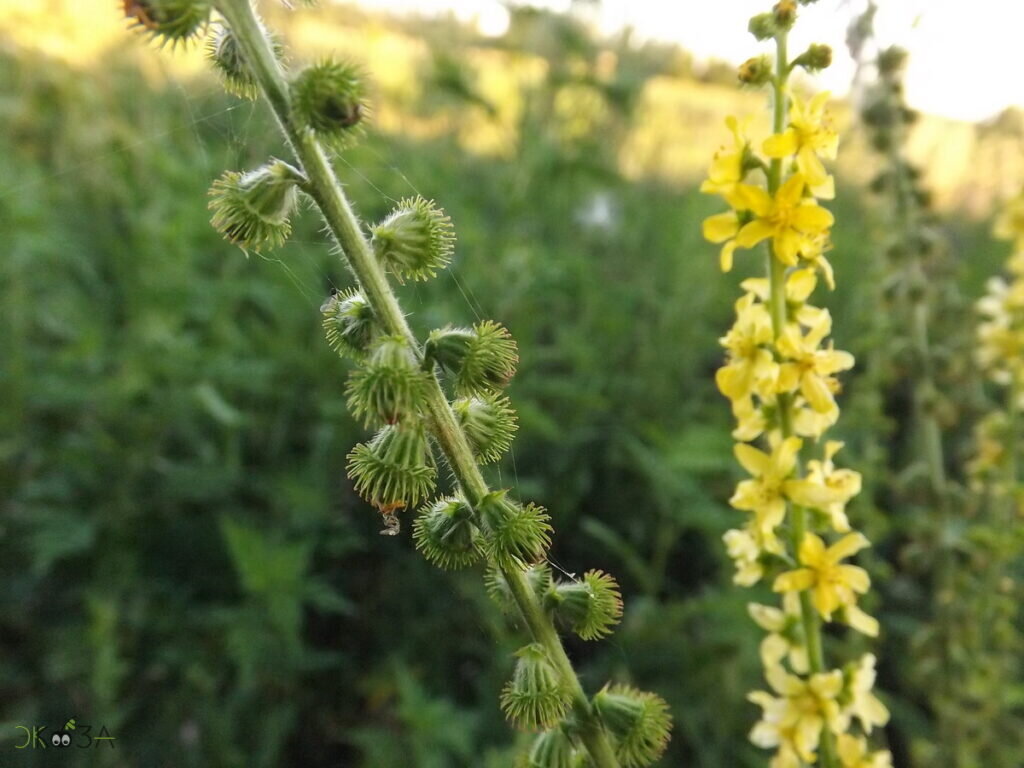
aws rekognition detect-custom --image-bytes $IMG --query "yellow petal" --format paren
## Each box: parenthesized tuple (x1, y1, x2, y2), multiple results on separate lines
(703, 211, 740, 243)
(787, 269, 817, 302)
(774, 568, 815, 593)
(763, 128, 799, 158)
(737, 184, 773, 216)
(801, 371, 836, 413)
(791, 202, 835, 233)
(845, 605, 880, 637)
(838, 564, 871, 593)
(721, 239, 738, 272)
(776, 174, 806, 208)
(830, 532, 871, 560)
(774, 228, 801, 266)
(798, 532, 827, 566)
(748, 602, 786, 631)
(735, 443, 770, 476)
(736, 219, 775, 249)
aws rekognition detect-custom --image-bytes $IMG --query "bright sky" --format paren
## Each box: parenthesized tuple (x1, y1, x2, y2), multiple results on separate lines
(347, 0, 1024, 122)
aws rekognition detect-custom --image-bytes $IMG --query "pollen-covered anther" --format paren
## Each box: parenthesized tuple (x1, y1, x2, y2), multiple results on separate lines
(291, 59, 369, 147)
(321, 288, 379, 359)
(124, 0, 211, 46)
(500, 644, 572, 731)
(592, 685, 672, 768)
(548, 570, 623, 640)
(425, 321, 518, 395)
(209, 160, 302, 251)
(412, 497, 482, 570)
(476, 490, 551, 570)
(346, 335, 429, 426)
(371, 196, 455, 282)
(452, 393, 518, 464)
(347, 423, 436, 510)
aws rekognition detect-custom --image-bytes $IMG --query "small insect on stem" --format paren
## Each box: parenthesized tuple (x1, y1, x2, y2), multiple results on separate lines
(378, 502, 404, 536)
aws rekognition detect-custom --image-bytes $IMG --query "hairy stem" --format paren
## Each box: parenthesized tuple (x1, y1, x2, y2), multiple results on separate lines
(766, 29, 838, 768)
(213, 0, 620, 763)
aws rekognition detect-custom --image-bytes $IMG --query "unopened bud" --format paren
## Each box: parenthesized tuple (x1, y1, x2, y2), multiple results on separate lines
(124, 0, 211, 46)
(738, 55, 772, 86)
(794, 43, 832, 72)
(748, 13, 777, 41)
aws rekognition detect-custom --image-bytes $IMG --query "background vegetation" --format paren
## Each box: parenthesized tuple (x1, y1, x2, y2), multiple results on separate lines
(0, 1, 1018, 766)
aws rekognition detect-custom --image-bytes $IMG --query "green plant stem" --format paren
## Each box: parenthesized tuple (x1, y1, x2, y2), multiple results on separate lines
(766, 29, 838, 768)
(213, 1, 620, 764)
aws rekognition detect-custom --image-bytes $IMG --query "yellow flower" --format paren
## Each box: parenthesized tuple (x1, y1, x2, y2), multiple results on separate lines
(774, 532, 872, 621)
(734, 175, 835, 266)
(776, 311, 855, 413)
(748, 592, 808, 674)
(741, 268, 825, 328)
(837, 734, 893, 768)
(731, 395, 768, 442)
(701, 116, 751, 209)
(792, 397, 839, 439)
(784, 441, 862, 532)
(717, 294, 778, 401)
(839, 654, 889, 733)
(748, 665, 843, 763)
(731, 437, 803, 534)
(703, 210, 741, 272)
(724, 524, 782, 586)
(763, 91, 839, 194)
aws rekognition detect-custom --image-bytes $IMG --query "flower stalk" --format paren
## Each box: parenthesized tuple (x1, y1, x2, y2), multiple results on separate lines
(130, 1, 670, 764)
(702, 2, 888, 766)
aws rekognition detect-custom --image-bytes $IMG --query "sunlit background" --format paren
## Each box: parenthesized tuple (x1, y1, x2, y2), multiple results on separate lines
(1, 1, 1021, 766)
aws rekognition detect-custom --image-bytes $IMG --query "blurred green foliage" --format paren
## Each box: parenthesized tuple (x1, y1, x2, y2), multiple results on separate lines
(0, 4, 1013, 767)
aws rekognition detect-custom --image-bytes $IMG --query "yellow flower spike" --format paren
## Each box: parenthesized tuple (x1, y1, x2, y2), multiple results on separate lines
(748, 592, 809, 673)
(774, 532, 872, 621)
(784, 441, 863, 532)
(837, 734, 893, 768)
(840, 654, 890, 734)
(763, 91, 839, 191)
(730, 437, 803, 535)
(717, 295, 779, 401)
(749, 666, 844, 764)
(735, 175, 835, 266)
(702, 211, 741, 271)
(701, 116, 754, 209)
(776, 312, 855, 413)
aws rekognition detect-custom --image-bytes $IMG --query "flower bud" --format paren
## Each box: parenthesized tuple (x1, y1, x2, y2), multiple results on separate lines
(292, 59, 368, 147)
(747, 13, 777, 41)
(206, 24, 283, 99)
(476, 490, 551, 570)
(123, 0, 210, 46)
(453, 393, 518, 464)
(522, 730, 580, 768)
(322, 288, 379, 359)
(773, 0, 797, 27)
(794, 43, 832, 72)
(738, 56, 772, 86)
(547, 570, 623, 640)
(592, 685, 672, 767)
(877, 46, 908, 76)
(346, 335, 429, 426)
(371, 196, 455, 282)
(412, 497, 482, 570)
(485, 563, 552, 612)
(425, 321, 518, 395)
(500, 644, 572, 730)
(209, 160, 302, 251)
(347, 422, 436, 510)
